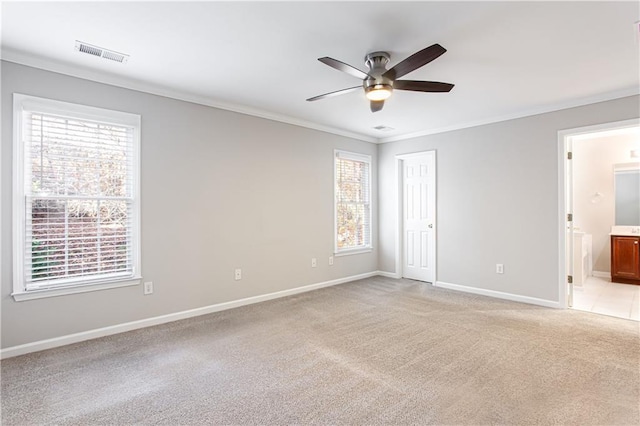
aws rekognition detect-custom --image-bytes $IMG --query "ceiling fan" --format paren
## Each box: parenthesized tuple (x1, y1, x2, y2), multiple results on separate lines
(307, 43, 454, 113)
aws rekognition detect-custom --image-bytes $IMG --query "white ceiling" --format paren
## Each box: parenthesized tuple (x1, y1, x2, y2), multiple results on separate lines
(2, 1, 639, 142)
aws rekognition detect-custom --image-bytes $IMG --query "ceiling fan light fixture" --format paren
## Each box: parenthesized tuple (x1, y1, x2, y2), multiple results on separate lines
(365, 84, 392, 101)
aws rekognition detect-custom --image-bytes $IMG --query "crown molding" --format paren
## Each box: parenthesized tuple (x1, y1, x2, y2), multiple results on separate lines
(378, 86, 640, 143)
(3, 48, 637, 145)
(0, 48, 378, 144)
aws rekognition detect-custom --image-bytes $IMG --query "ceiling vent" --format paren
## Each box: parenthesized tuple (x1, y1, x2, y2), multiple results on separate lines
(75, 41, 129, 63)
(373, 125, 395, 132)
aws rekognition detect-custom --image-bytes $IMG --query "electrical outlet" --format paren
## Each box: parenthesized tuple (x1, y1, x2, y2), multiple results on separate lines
(143, 281, 153, 295)
(329, 256, 334, 266)
(496, 264, 504, 274)
(235, 269, 242, 280)
(311, 258, 317, 267)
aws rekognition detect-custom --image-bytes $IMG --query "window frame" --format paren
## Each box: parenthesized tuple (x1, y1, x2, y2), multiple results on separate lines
(334, 149, 372, 256)
(12, 94, 142, 301)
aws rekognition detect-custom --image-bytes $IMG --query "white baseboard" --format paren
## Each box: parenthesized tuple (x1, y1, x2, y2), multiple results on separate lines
(592, 270, 611, 279)
(1, 271, 379, 359)
(434, 281, 561, 309)
(375, 270, 402, 279)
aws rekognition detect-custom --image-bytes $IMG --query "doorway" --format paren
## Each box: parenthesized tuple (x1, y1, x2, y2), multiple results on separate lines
(396, 151, 436, 283)
(558, 119, 640, 320)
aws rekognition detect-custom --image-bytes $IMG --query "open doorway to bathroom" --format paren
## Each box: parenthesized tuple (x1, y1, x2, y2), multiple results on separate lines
(560, 120, 640, 321)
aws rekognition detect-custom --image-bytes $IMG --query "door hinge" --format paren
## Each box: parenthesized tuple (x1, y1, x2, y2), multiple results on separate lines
(567, 152, 573, 160)
(567, 213, 573, 222)
(568, 275, 573, 284)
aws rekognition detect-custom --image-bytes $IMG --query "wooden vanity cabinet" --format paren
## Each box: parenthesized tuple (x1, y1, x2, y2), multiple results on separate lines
(611, 235, 640, 285)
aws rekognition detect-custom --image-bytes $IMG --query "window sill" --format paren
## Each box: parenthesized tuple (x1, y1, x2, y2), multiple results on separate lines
(12, 277, 141, 301)
(334, 248, 373, 257)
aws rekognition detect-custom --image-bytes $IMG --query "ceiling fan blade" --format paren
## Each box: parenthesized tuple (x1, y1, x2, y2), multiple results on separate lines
(318, 57, 372, 80)
(370, 100, 384, 113)
(306, 86, 361, 102)
(394, 80, 454, 93)
(383, 44, 447, 80)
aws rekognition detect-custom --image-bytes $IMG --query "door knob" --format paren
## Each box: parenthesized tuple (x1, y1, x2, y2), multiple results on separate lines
(428, 224, 433, 228)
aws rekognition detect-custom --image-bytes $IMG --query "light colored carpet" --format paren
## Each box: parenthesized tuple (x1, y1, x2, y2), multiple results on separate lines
(2, 277, 639, 425)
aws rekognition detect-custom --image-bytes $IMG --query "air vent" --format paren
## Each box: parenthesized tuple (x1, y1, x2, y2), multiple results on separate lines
(373, 125, 395, 132)
(78, 43, 102, 57)
(75, 41, 129, 63)
(101, 50, 127, 63)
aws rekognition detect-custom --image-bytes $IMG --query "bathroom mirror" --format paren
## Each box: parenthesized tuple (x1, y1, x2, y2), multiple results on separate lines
(614, 163, 640, 226)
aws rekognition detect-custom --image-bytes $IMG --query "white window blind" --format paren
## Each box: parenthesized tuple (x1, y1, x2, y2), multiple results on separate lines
(335, 150, 371, 252)
(14, 95, 140, 293)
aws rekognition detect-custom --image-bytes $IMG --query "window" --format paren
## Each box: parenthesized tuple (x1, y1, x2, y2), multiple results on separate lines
(335, 150, 371, 254)
(13, 94, 141, 300)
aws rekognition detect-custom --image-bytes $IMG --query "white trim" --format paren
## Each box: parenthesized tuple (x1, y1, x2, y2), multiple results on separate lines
(16, 93, 140, 126)
(12, 95, 26, 297)
(379, 87, 640, 143)
(12, 277, 141, 302)
(0, 53, 376, 144)
(335, 150, 371, 163)
(394, 151, 437, 282)
(333, 249, 372, 257)
(558, 119, 640, 140)
(334, 149, 373, 254)
(592, 270, 612, 279)
(395, 151, 438, 160)
(12, 94, 142, 296)
(0, 271, 379, 359)
(557, 118, 640, 310)
(434, 281, 561, 309)
(394, 155, 403, 278)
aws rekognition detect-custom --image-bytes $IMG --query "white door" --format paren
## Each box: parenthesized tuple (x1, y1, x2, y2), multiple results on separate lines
(402, 152, 436, 282)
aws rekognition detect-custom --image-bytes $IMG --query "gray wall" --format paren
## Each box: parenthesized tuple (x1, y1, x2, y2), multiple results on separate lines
(3, 59, 638, 350)
(378, 95, 639, 302)
(1, 61, 377, 348)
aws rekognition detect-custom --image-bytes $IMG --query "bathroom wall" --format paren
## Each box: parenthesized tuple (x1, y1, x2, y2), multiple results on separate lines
(573, 130, 640, 274)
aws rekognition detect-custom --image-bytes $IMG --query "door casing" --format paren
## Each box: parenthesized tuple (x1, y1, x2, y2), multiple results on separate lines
(557, 118, 640, 308)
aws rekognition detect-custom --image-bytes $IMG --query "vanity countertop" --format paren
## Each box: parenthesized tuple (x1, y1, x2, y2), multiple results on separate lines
(610, 226, 640, 237)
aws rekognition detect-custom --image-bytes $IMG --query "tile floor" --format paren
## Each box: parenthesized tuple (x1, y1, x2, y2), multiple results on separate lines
(572, 275, 640, 321)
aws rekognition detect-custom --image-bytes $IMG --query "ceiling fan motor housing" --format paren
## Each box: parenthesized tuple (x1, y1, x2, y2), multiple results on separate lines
(363, 51, 393, 93)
